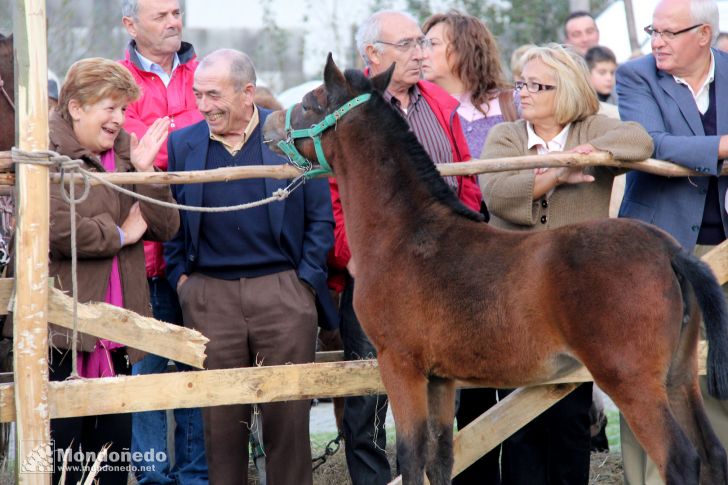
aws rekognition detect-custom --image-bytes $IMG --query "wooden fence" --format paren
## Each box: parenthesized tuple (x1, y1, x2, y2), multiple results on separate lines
(6, 2, 728, 483)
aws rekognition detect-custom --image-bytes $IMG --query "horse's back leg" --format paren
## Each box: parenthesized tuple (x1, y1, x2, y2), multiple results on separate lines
(377, 350, 430, 485)
(600, 379, 700, 484)
(425, 376, 456, 485)
(668, 380, 728, 484)
(667, 306, 728, 484)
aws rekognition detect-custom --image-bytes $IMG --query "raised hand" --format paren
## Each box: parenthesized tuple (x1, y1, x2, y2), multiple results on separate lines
(130, 117, 171, 172)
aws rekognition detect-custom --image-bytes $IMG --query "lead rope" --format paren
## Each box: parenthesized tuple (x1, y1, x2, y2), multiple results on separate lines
(58, 159, 90, 379)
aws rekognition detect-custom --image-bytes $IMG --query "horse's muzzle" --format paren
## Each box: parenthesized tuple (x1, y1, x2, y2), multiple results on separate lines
(262, 110, 287, 155)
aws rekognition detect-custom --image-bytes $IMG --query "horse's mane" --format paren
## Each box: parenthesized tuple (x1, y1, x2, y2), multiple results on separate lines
(343, 69, 484, 223)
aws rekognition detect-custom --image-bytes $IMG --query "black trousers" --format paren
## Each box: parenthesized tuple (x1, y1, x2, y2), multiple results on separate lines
(340, 276, 392, 485)
(454, 387, 502, 485)
(49, 347, 131, 485)
(501, 382, 593, 485)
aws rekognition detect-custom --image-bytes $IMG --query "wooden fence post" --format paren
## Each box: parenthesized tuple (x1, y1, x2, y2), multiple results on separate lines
(13, 0, 50, 483)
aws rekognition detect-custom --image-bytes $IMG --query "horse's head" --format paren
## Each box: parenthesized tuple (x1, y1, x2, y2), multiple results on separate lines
(263, 53, 393, 175)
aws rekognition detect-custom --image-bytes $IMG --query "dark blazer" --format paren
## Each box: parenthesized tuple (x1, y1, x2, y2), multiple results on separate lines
(164, 108, 338, 329)
(616, 49, 728, 251)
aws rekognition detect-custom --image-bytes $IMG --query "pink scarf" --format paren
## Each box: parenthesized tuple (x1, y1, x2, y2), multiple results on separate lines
(76, 149, 125, 378)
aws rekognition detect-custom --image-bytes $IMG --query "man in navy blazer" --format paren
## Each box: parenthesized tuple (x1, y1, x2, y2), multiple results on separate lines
(617, 0, 728, 250)
(164, 49, 335, 485)
(616, 0, 728, 483)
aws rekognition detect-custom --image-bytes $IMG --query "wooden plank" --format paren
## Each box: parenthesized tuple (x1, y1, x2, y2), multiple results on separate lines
(0, 343, 709, 423)
(386, 384, 577, 485)
(0, 280, 208, 368)
(0, 151, 726, 187)
(450, 384, 580, 477)
(0, 350, 343, 383)
(47, 287, 208, 369)
(13, 0, 51, 482)
(48, 163, 304, 186)
(0, 151, 11, 171)
(448, 384, 579, 481)
(314, 350, 345, 362)
(0, 359, 383, 422)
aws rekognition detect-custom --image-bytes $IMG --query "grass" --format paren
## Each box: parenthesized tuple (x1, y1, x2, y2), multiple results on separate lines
(313, 410, 623, 453)
(313, 410, 623, 450)
(605, 409, 621, 450)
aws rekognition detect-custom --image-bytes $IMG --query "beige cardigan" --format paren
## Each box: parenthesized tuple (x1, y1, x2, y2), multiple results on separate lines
(479, 115, 653, 231)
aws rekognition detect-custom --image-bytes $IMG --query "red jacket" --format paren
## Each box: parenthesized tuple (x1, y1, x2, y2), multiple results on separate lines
(120, 41, 203, 278)
(327, 80, 482, 291)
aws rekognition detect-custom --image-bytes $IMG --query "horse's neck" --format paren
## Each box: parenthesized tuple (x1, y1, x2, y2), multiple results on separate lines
(334, 121, 443, 258)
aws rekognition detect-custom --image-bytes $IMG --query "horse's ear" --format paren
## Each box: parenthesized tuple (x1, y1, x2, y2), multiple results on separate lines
(323, 53, 347, 92)
(371, 63, 395, 94)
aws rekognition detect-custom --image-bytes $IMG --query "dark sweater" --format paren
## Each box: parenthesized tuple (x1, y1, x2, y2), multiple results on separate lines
(197, 126, 292, 279)
(697, 82, 725, 245)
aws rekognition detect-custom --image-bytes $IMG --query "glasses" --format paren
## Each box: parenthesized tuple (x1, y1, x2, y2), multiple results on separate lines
(643, 23, 703, 40)
(375, 37, 432, 52)
(514, 80, 557, 93)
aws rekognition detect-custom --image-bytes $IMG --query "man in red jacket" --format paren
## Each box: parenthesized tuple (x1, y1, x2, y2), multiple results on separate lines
(332, 10, 482, 485)
(119, 1, 207, 483)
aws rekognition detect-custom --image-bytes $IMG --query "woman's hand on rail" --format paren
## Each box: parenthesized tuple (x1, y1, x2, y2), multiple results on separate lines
(567, 143, 597, 155)
(130, 117, 170, 172)
(553, 166, 595, 186)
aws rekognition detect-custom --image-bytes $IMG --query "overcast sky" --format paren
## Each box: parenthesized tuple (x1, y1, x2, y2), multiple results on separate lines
(185, 0, 728, 75)
(186, 0, 378, 76)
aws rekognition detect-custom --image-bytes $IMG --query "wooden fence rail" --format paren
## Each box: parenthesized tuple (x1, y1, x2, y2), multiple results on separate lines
(1, 150, 728, 186)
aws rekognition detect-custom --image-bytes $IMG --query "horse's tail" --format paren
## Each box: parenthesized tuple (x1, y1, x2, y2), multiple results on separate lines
(672, 248, 728, 399)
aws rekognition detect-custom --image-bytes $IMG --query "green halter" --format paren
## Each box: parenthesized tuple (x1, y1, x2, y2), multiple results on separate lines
(277, 93, 372, 178)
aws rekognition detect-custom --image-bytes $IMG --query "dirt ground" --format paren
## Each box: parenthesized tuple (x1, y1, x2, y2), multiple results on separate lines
(2, 448, 623, 484)
(310, 445, 624, 485)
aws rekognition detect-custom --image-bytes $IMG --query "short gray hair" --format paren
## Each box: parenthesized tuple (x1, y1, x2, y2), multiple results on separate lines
(198, 49, 257, 91)
(121, 0, 139, 20)
(691, 0, 719, 44)
(355, 10, 418, 66)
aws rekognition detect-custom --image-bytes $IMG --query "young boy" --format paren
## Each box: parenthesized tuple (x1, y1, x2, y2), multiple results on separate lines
(585, 45, 617, 104)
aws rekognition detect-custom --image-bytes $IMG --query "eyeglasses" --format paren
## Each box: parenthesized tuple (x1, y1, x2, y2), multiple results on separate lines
(375, 37, 432, 52)
(514, 80, 557, 93)
(643, 23, 703, 40)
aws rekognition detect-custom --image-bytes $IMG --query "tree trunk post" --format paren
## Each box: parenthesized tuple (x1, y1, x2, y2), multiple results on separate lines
(13, 0, 51, 483)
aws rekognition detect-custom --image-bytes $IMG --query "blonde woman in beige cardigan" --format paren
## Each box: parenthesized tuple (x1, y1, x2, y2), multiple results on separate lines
(478, 44, 653, 485)
(480, 44, 653, 233)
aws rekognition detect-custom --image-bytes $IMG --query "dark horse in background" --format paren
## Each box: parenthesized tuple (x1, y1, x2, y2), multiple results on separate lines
(0, 34, 13, 151)
(264, 55, 728, 485)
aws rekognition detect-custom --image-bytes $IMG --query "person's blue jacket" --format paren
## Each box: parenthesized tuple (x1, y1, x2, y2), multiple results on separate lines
(616, 48, 728, 251)
(164, 108, 338, 329)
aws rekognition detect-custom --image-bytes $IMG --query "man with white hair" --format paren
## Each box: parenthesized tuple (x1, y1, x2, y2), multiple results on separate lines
(617, 0, 728, 482)
(329, 10, 481, 485)
(119, 1, 207, 483)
